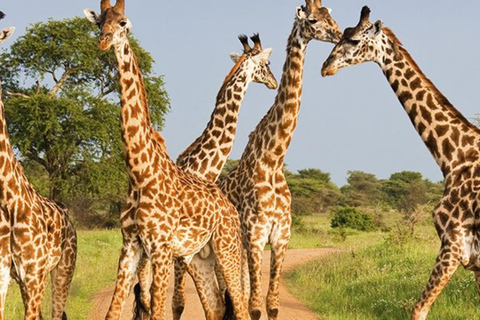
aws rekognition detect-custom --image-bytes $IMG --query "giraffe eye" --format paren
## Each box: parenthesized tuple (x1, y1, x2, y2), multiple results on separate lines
(119, 21, 127, 27)
(308, 19, 318, 24)
(347, 39, 360, 46)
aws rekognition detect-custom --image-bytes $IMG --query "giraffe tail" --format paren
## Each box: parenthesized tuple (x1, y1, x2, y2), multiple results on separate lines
(223, 290, 236, 320)
(133, 282, 150, 320)
(62, 312, 67, 320)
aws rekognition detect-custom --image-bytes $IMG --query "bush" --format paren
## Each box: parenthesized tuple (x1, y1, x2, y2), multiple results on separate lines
(331, 206, 377, 231)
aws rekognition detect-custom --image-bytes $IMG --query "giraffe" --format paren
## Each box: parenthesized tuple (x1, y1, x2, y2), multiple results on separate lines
(217, 1, 342, 319)
(84, 1, 248, 319)
(0, 13, 77, 320)
(322, 6, 480, 320)
(134, 34, 278, 320)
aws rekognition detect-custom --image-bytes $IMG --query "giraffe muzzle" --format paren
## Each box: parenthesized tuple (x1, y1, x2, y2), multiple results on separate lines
(321, 66, 337, 77)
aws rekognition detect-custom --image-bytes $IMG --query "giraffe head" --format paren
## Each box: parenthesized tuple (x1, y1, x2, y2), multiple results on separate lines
(84, 0, 131, 51)
(0, 12, 15, 45)
(295, 0, 342, 43)
(322, 6, 395, 76)
(229, 34, 278, 90)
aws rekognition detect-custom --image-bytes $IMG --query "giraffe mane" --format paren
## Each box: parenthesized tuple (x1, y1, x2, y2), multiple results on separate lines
(382, 27, 454, 110)
(223, 54, 247, 86)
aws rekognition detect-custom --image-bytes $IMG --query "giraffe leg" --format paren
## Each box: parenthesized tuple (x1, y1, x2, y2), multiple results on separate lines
(411, 246, 459, 320)
(185, 247, 224, 320)
(171, 257, 187, 320)
(246, 230, 269, 320)
(474, 271, 480, 300)
(212, 217, 249, 320)
(51, 226, 77, 320)
(149, 246, 173, 319)
(133, 253, 152, 320)
(266, 223, 290, 320)
(21, 268, 49, 320)
(106, 237, 143, 319)
(0, 260, 10, 320)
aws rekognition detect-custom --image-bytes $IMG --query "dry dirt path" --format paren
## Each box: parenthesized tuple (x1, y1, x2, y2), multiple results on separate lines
(89, 248, 337, 320)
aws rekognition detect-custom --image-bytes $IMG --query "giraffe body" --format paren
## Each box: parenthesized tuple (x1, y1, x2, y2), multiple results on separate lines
(135, 33, 278, 320)
(215, 1, 341, 319)
(322, 6, 480, 320)
(0, 18, 77, 320)
(85, 1, 248, 319)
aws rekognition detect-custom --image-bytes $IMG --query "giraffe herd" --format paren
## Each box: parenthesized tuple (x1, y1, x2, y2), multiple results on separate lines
(0, 1, 479, 320)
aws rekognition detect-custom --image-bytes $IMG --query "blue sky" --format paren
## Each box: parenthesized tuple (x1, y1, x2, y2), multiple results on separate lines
(2, 1, 480, 186)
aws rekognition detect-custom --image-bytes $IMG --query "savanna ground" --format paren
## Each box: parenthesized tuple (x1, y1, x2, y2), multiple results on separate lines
(5, 212, 480, 319)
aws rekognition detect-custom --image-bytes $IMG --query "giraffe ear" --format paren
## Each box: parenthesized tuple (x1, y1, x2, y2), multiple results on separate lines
(252, 47, 273, 64)
(373, 20, 383, 37)
(230, 52, 241, 63)
(296, 6, 307, 21)
(0, 27, 15, 43)
(84, 9, 100, 23)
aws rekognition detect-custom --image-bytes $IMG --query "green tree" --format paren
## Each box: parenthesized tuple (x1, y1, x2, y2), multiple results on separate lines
(341, 171, 382, 207)
(0, 17, 169, 226)
(382, 171, 427, 214)
(287, 168, 341, 214)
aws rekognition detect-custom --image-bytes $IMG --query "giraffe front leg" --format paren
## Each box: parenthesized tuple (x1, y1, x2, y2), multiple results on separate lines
(106, 237, 143, 320)
(172, 257, 187, 320)
(149, 245, 173, 319)
(411, 245, 459, 320)
(266, 221, 291, 320)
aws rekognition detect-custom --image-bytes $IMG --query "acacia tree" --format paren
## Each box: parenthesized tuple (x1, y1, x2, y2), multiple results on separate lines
(0, 17, 169, 226)
(340, 171, 383, 207)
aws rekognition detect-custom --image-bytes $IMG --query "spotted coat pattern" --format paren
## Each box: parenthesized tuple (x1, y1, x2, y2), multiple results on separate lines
(135, 35, 278, 320)
(0, 19, 76, 320)
(85, 2, 249, 319)
(322, 6, 480, 320)
(217, 1, 342, 319)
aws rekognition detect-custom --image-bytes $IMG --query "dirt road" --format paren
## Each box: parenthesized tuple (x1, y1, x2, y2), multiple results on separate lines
(89, 248, 336, 320)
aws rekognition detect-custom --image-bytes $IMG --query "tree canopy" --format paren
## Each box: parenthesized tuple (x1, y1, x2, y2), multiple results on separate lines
(0, 17, 169, 227)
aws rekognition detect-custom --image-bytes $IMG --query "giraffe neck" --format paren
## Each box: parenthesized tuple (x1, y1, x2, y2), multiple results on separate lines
(114, 40, 158, 188)
(0, 92, 29, 205)
(240, 23, 307, 170)
(378, 35, 480, 176)
(176, 59, 252, 182)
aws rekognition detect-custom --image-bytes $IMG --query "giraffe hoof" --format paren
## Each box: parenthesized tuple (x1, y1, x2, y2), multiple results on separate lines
(173, 306, 184, 318)
(251, 309, 261, 320)
(268, 308, 279, 318)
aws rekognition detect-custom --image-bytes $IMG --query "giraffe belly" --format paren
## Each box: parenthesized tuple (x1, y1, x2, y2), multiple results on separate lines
(172, 228, 213, 258)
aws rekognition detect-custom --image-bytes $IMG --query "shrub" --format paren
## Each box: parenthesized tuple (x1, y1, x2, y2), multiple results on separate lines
(330, 206, 377, 231)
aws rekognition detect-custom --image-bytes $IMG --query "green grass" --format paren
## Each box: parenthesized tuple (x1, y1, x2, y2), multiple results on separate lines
(286, 219, 480, 319)
(288, 213, 390, 250)
(5, 229, 123, 319)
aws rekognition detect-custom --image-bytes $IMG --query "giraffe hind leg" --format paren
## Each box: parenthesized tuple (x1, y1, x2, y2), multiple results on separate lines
(185, 248, 224, 320)
(172, 257, 187, 320)
(133, 253, 152, 320)
(0, 260, 10, 320)
(51, 226, 77, 320)
(267, 226, 290, 320)
(411, 246, 459, 320)
(212, 220, 249, 320)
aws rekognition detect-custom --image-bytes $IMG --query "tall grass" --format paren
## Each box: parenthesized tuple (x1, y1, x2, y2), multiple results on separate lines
(5, 229, 123, 319)
(286, 223, 480, 319)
